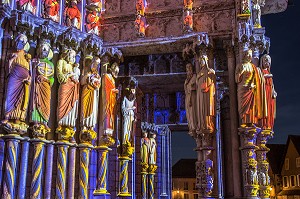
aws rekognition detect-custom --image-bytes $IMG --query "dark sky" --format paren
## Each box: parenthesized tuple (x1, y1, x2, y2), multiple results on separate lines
(172, 3, 300, 165)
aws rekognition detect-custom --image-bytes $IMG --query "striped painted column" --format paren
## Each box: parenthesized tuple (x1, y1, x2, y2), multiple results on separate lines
(78, 144, 93, 199)
(118, 157, 131, 197)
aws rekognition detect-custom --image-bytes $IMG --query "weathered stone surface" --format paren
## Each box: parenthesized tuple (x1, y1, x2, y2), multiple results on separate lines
(262, 0, 289, 14)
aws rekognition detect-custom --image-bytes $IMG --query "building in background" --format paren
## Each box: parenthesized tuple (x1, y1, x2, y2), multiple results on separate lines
(172, 159, 198, 199)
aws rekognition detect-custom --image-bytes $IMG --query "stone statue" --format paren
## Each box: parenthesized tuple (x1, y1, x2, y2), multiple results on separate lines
(183, 0, 193, 10)
(121, 79, 137, 145)
(258, 54, 276, 130)
(135, 15, 147, 37)
(30, 40, 54, 138)
(141, 130, 150, 171)
(241, 0, 250, 14)
(183, 10, 193, 32)
(65, 0, 81, 29)
(18, 0, 36, 13)
(43, 0, 60, 22)
(196, 55, 216, 133)
(56, 49, 80, 141)
(2, 33, 31, 134)
(80, 56, 101, 143)
(149, 132, 157, 165)
(184, 63, 197, 134)
(252, 0, 263, 28)
(102, 62, 119, 136)
(87, 0, 102, 10)
(86, 5, 101, 35)
(235, 49, 263, 126)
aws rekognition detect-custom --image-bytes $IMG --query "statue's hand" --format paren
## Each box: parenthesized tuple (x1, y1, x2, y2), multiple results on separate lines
(272, 91, 277, 99)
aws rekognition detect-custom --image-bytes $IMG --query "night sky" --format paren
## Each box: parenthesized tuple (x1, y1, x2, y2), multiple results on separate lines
(172, 3, 300, 165)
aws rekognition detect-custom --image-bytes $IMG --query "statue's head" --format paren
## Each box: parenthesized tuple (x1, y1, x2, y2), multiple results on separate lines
(15, 33, 30, 51)
(67, 49, 76, 64)
(243, 49, 252, 62)
(91, 57, 100, 72)
(39, 40, 53, 60)
(186, 63, 193, 75)
(260, 54, 271, 70)
(199, 54, 208, 68)
(110, 62, 119, 78)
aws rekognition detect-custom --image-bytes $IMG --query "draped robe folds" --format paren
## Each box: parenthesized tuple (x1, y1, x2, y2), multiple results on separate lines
(44, 0, 59, 19)
(141, 137, 150, 164)
(236, 63, 263, 125)
(102, 74, 117, 132)
(184, 74, 197, 133)
(149, 137, 157, 165)
(196, 67, 216, 132)
(57, 59, 80, 128)
(5, 50, 31, 121)
(80, 73, 101, 128)
(122, 96, 135, 144)
(259, 69, 276, 130)
(31, 58, 54, 124)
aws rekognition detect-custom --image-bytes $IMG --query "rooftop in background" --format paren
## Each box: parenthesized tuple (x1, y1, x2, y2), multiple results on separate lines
(266, 144, 286, 174)
(288, 135, 300, 155)
(172, 159, 196, 178)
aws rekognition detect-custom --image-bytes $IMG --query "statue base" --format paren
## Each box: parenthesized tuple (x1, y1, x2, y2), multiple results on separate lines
(117, 192, 132, 197)
(94, 189, 111, 195)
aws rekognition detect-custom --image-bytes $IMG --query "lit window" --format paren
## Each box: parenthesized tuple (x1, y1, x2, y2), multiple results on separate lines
(194, 194, 199, 199)
(184, 182, 188, 190)
(296, 157, 300, 168)
(283, 176, 289, 187)
(298, 175, 300, 186)
(290, 175, 296, 187)
(285, 158, 289, 170)
(193, 183, 197, 190)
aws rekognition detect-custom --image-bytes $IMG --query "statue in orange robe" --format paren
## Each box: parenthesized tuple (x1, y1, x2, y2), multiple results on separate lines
(258, 54, 276, 130)
(135, 15, 147, 37)
(235, 49, 264, 126)
(65, 0, 81, 29)
(184, 10, 193, 32)
(43, 0, 59, 22)
(102, 62, 119, 136)
(86, 9, 101, 34)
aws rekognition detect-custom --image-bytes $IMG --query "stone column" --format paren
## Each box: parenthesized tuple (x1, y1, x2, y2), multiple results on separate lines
(94, 144, 113, 196)
(68, 144, 77, 199)
(55, 142, 70, 199)
(30, 139, 47, 199)
(239, 126, 260, 198)
(118, 157, 131, 197)
(257, 130, 273, 199)
(17, 137, 30, 199)
(44, 141, 55, 199)
(78, 144, 93, 199)
(1, 135, 23, 199)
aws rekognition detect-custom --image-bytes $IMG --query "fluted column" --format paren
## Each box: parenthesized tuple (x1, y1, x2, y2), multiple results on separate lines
(44, 141, 55, 199)
(67, 144, 77, 199)
(17, 137, 30, 199)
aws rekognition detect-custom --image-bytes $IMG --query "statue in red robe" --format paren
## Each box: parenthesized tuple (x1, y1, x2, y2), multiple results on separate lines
(258, 54, 276, 130)
(65, 0, 81, 29)
(43, 0, 60, 22)
(102, 62, 119, 136)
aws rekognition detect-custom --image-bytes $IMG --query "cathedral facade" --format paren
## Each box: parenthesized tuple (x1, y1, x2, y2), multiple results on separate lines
(0, 0, 290, 198)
